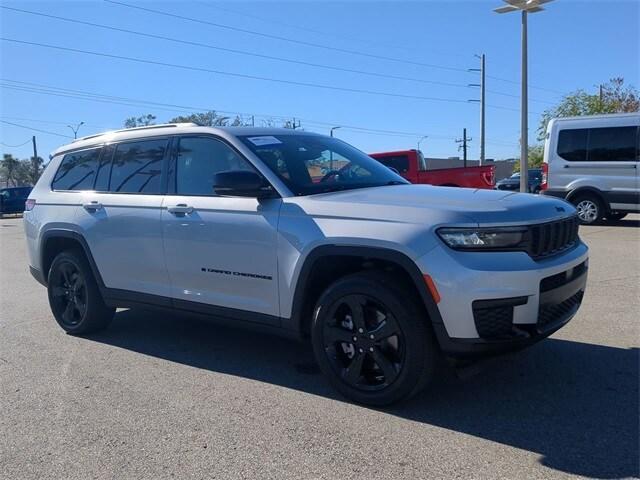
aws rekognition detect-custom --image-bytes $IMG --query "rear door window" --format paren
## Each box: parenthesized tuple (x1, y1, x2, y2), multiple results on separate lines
(109, 139, 167, 194)
(557, 129, 588, 162)
(587, 126, 637, 162)
(51, 148, 102, 190)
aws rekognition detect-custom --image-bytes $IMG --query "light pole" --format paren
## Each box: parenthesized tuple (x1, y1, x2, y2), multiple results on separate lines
(330, 126, 341, 137)
(494, 0, 553, 192)
(67, 121, 84, 139)
(417, 135, 428, 152)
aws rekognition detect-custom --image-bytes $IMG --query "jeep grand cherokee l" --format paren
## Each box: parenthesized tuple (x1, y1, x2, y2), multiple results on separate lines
(24, 124, 589, 405)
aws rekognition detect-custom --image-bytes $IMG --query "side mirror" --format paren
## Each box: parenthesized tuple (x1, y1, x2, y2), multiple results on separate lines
(212, 170, 272, 198)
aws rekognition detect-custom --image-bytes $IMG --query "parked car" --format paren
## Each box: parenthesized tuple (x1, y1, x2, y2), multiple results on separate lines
(496, 169, 543, 193)
(25, 124, 588, 405)
(0, 186, 32, 217)
(541, 112, 640, 224)
(369, 149, 495, 189)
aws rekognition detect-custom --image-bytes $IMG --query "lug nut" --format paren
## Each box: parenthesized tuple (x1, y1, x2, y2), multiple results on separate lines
(369, 334, 374, 339)
(352, 336, 358, 342)
(358, 328, 364, 333)
(358, 348, 364, 353)
(369, 347, 374, 352)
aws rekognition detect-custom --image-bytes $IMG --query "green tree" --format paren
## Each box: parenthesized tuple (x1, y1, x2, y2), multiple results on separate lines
(1, 154, 20, 186)
(169, 111, 230, 126)
(124, 114, 156, 128)
(538, 78, 639, 140)
(513, 145, 544, 172)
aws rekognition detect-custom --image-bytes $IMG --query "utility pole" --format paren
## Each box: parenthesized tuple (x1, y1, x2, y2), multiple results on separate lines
(455, 128, 472, 168)
(31, 136, 38, 185)
(599, 84, 603, 106)
(468, 53, 485, 165)
(251, 115, 255, 127)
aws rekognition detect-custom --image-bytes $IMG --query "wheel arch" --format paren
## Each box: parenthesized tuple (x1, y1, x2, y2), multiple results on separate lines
(286, 245, 443, 338)
(566, 187, 611, 213)
(40, 230, 105, 288)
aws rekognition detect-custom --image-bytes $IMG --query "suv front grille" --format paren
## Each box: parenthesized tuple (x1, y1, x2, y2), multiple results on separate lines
(528, 216, 580, 260)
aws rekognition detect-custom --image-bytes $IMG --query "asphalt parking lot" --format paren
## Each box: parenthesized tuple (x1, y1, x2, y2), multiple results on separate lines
(1, 215, 638, 479)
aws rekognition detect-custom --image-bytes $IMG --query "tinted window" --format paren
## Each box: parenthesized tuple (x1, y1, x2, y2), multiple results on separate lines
(557, 129, 587, 162)
(174, 137, 253, 196)
(239, 134, 406, 196)
(587, 126, 637, 162)
(94, 144, 114, 192)
(377, 155, 410, 173)
(110, 140, 166, 194)
(52, 148, 101, 190)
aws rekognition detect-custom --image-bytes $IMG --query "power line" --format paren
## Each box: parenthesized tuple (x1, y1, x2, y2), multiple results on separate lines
(1, 79, 519, 146)
(105, 0, 560, 96)
(0, 6, 471, 91)
(0, 6, 556, 106)
(2, 38, 541, 116)
(195, 1, 472, 60)
(1, 120, 72, 138)
(105, 0, 470, 74)
(0, 37, 470, 105)
(1, 138, 33, 148)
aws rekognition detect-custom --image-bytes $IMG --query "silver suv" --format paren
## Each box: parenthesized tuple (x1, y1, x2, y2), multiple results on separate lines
(24, 124, 589, 405)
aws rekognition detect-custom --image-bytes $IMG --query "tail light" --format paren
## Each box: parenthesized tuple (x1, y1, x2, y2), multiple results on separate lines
(541, 163, 548, 191)
(25, 199, 36, 211)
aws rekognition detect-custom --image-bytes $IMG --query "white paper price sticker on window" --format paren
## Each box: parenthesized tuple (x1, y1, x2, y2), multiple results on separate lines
(247, 136, 282, 146)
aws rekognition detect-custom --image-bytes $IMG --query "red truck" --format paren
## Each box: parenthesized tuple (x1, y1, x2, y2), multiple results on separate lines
(370, 149, 495, 189)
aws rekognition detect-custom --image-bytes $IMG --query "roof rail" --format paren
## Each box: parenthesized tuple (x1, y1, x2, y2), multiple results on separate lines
(71, 122, 198, 143)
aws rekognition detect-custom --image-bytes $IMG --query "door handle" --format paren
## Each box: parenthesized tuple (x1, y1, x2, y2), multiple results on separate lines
(167, 204, 194, 215)
(83, 201, 103, 211)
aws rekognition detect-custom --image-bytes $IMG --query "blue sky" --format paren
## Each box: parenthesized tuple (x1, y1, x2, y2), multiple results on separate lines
(1, 0, 638, 162)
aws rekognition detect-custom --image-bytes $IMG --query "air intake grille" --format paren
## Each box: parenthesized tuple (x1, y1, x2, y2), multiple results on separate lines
(528, 216, 580, 259)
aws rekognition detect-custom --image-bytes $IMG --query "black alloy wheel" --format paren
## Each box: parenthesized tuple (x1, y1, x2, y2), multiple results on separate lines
(321, 294, 404, 391)
(50, 260, 88, 328)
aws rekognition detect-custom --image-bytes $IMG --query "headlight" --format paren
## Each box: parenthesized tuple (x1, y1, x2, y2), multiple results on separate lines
(437, 227, 528, 250)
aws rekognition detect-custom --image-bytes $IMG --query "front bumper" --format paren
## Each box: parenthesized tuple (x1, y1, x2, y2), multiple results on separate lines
(416, 240, 588, 357)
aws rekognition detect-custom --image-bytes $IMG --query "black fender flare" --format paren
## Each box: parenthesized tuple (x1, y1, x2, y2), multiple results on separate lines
(287, 245, 444, 335)
(40, 229, 106, 288)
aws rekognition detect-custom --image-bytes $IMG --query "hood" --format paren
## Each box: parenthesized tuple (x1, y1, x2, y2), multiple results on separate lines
(285, 184, 575, 226)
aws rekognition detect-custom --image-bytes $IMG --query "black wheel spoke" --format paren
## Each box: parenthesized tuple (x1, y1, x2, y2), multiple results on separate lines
(344, 296, 366, 332)
(343, 353, 365, 384)
(371, 315, 400, 341)
(62, 301, 75, 324)
(371, 347, 398, 384)
(324, 326, 355, 345)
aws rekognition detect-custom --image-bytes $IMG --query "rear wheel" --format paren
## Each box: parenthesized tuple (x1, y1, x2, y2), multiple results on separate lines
(47, 250, 114, 334)
(572, 194, 604, 225)
(311, 272, 438, 406)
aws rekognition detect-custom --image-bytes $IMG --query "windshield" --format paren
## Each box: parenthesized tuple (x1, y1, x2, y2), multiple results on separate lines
(238, 134, 407, 196)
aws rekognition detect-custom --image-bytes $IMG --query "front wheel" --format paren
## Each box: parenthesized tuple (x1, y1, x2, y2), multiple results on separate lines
(572, 194, 604, 225)
(311, 272, 438, 406)
(47, 250, 115, 335)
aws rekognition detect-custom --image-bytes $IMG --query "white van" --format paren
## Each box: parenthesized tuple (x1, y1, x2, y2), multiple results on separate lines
(541, 113, 639, 224)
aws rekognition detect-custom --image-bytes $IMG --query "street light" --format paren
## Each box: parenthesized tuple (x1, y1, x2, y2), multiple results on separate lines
(67, 121, 84, 139)
(330, 126, 341, 137)
(494, 0, 554, 193)
(417, 135, 428, 152)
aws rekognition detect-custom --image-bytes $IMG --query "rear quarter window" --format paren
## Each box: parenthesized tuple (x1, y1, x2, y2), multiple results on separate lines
(51, 148, 102, 191)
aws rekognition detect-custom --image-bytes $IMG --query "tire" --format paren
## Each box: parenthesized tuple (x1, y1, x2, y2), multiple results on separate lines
(607, 212, 627, 221)
(311, 271, 438, 406)
(47, 249, 115, 335)
(571, 193, 604, 225)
